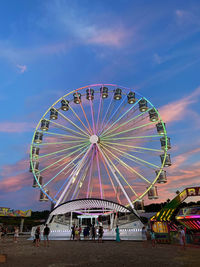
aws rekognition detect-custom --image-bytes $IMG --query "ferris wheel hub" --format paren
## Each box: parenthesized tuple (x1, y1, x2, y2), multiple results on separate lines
(90, 135, 99, 144)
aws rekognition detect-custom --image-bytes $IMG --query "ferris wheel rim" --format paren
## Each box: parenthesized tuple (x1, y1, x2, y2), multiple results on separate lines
(30, 83, 170, 206)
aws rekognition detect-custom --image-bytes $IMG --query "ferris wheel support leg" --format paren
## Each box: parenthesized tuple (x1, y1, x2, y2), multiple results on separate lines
(97, 144, 134, 210)
(54, 144, 93, 207)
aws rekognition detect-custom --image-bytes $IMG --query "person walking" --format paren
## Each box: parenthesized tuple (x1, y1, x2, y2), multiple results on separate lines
(179, 226, 186, 249)
(13, 226, 19, 243)
(35, 226, 40, 247)
(70, 224, 75, 240)
(150, 230, 156, 247)
(115, 225, 120, 242)
(98, 226, 104, 243)
(91, 223, 96, 241)
(75, 226, 79, 241)
(43, 224, 50, 247)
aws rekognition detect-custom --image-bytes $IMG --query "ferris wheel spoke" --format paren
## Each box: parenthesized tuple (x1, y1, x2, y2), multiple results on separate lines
(99, 151, 121, 204)
(101, 96, 127, 134)
(55, 144, 93, 206)
(102, 142, 160, 169)
(96, 146, 103, 199)
(68, 105, 92, 136)
(89, 96, 96, 134)
(53, 160, 81, 199)
(44, 119, 88, 138)
(38, 142, 89, 159)
(39, 143, 89, 173)
(102, 141, 162, 153)
(43, 131, 88, 140)
(101, 121, 156, 139)
(43, 145, 90, 188)
(101, 135, 160, 141)
(98, 91, 115, 135)
(101, 143, 151, 184)
(38, 140, 88, 146)
(103, 107, 152, 137)
(97, 144, 134, 209)
(74, 91, 93, 134)
(96, 87, 103, 134)
(71, 156, 91, 200)
(99, 144, 139, 198)
(101, 98, 142, 137)
(57, 109, 90, 137)
(101, 106, 151, 137)
(86, 148, 95, 198)
(55, 150, 90, 203)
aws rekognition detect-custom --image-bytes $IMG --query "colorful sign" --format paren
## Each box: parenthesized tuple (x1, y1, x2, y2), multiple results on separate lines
(151, 187, 200, 222)
(0, 207, 31, 217)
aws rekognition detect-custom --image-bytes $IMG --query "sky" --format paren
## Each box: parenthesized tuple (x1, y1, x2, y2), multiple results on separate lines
(0, 0, 200, 211)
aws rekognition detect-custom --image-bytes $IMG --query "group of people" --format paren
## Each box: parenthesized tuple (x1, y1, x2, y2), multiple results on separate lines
(70, 223, 104, 242)
(0, 225, 19, 243)
(142, 225, 187, 249)
(70, 223, 121, 242)
(34, 224, 50, 247)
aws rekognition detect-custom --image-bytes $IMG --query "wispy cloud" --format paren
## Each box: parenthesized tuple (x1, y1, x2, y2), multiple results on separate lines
(175, 9, 200, 27)
(16, 64, 27, 73)
(159, 86, 200, 124)
(0, 122, 35, 133)
(42, 1, 132, 48)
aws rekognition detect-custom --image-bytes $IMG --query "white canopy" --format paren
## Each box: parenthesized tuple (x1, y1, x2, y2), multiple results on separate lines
(50, 198, 134, 216)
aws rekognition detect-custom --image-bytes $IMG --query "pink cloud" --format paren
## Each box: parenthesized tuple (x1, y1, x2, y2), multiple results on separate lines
(159, 86, 200, 123)
(0, 122, 35, 133)
(0, 173, 31, 192)
(16, 64, 27, 73)
(87, 28, 130, 47)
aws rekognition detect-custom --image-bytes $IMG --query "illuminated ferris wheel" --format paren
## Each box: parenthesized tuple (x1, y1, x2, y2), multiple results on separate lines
(30, 84, 171, 210)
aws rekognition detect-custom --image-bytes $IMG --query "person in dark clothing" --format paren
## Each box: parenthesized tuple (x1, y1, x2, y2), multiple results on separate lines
(43, 224, 50, 247)
(98, 226, 104, 243)
(35, 226, 40, 247)
(70, 224, 75, 240)
(91, 224, 96, 241)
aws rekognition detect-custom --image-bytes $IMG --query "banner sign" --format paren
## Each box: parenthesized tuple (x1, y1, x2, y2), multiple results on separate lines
(0, 207, 31, 217)
(151, 186, 200, 222)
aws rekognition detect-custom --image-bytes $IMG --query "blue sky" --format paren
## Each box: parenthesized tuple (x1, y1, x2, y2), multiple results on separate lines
(0, 0, 200, 211)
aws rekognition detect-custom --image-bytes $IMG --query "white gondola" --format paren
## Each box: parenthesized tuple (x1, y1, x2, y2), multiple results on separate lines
(156, 122, 165, 135)
(134, 200, 144, 211)
(86, 88, 94, 100)
(160, 154, 172, 167)
(147, 186, 158, 199)
(41, 119, 49, 131)
(114, 88, 122, 100)
(34, 132, 43, 144)
(155, 170, 167, 183)
(160, 137, 171, 150)
(101, 87, 108, 98)
(61, 99, 69, 111)
(39, 189, 49, 201)
(32, 173, 43, 188)
(139, 99, 148, 112)
(32, 146, 40, 159)
(50, 108, 58, 120)
(73, 92, 81, 104)
(29, 161, 39, 172)
(149, 109, 158, 122)
(127, 92, 136, 104)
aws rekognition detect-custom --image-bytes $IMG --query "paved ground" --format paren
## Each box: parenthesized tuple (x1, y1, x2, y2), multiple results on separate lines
(0, 237, 200, 267)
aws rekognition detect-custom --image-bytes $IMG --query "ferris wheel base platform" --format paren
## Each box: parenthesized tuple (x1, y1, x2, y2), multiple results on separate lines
(31, 220, 144, 241)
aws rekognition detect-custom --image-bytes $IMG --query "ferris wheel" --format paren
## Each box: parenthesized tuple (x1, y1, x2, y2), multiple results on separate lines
(30, 84, 171, 210)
